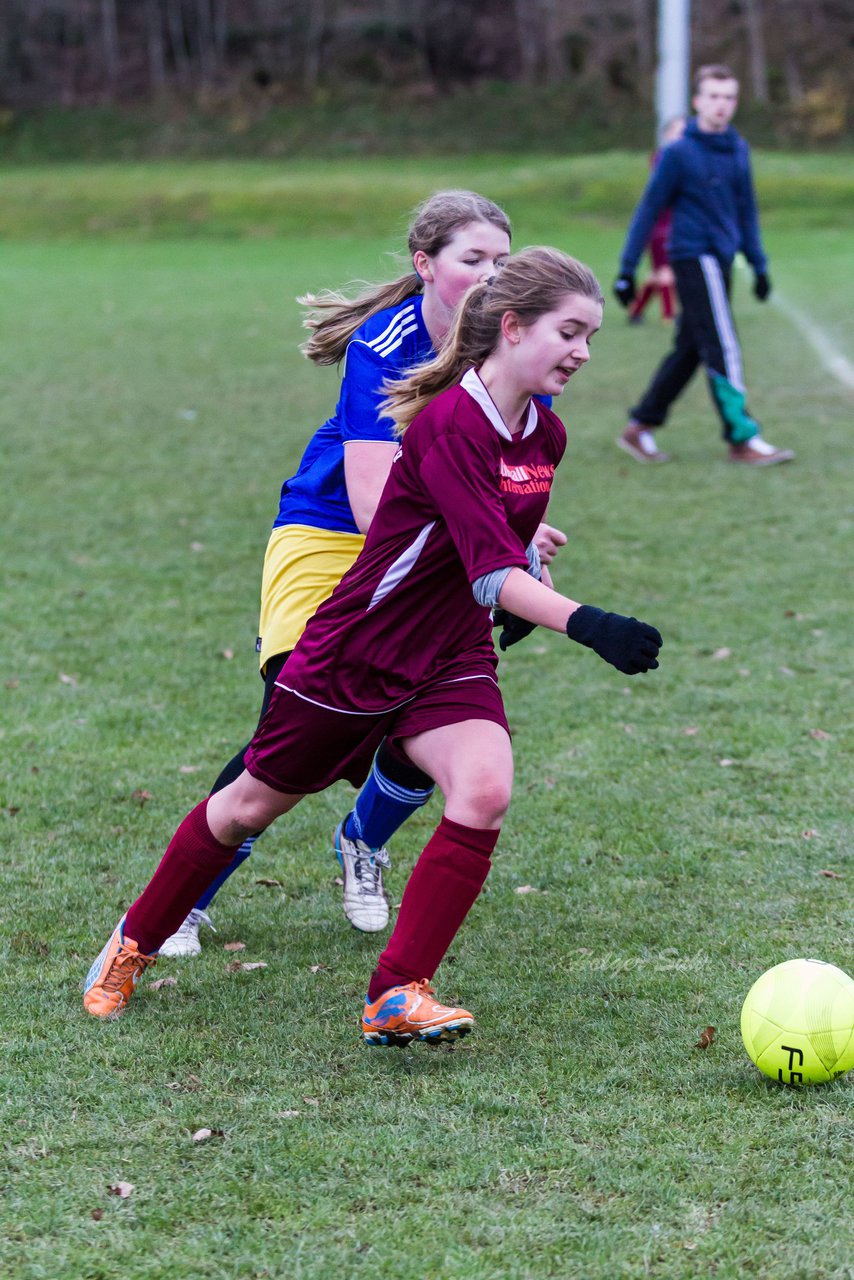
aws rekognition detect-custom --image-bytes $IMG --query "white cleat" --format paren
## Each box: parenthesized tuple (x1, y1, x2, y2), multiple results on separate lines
(334, 822, 390, 933)
(158, 908, 215, 958)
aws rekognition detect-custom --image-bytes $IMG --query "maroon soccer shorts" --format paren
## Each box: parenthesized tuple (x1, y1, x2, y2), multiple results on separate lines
(244, 677, 510, 795)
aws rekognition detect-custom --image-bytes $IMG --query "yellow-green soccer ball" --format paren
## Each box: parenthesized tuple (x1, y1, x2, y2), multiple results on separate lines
(741, 958, 854, 1086)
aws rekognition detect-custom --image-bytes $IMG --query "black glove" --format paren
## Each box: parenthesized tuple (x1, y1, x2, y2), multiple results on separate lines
(753, 272, 771, 302)
(613, 273, 636, 308)
(493, 608, 538, 652)
(566, 605, 662, 675)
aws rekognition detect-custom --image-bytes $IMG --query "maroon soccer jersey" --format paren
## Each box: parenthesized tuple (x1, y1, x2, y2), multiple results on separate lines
(278, 369, 566, 714)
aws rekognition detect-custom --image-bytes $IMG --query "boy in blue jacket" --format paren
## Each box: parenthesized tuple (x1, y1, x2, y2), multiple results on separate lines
(614, 64, 794, 466)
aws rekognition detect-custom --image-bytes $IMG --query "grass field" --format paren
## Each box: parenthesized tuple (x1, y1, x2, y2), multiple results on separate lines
(1, 154, 852, 1280)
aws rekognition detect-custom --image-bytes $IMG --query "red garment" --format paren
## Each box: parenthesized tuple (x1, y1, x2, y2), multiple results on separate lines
(125, 800, 240, 954)
(278, 368, 565, 715)
(368, 816, 499, 998)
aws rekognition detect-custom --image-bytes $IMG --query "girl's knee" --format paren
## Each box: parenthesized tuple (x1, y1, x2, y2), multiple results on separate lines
(461, 776, 512, 828)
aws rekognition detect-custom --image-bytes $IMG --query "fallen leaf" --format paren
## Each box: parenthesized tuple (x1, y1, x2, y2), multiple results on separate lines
(812, 629, 824, 637)
(718, 758, 735, 767)
(59, 671, 79, 686)
(5, 679, 20, 689)
(191, 1128, 223, 1143)
(223, 941, 246, 952)
(91, 1208, 104, 1221)
(179, 764, 200, 774)
(779, 666, 795, 677)
(240, 962, 268, 972)
(711, 648, 731, 661)
(107, 1182, 134, 1198)
(622, 723, 635, 734)
(309, 963, 328, 974)
(221, 648, 235, 660)
(149, 976, 178, 991)
(302, 1097, 320, 1107)
(132, 789, 153, 806)
(802, 829, 819, 839)
(277, 1109, 301, 1119)
(818, 869, 843, 879)
(809, 729, 831, 740)
(695, 1026, 716, 1049)
(515, 885, 539, 895)
(682, 726, 700, 736)
(543, 776, 556, 789)
(190, 541, 205, 552)
(168, 1074, 203, 1091)
(332, 876, 344, 887)
(254, 877, 282, 888)
(226, 960, 268, 973)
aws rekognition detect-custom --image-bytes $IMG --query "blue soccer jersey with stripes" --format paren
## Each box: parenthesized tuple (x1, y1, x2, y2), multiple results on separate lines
(274, 295, 434, 535)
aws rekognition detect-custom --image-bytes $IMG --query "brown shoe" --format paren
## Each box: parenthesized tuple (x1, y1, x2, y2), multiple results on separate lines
(617, 422, 671, 463)
(729, 437, 795, 466)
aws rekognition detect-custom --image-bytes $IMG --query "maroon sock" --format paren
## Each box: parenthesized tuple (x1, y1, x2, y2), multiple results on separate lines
(367, 816, 499, 1001)
(661, 284, 676, 320)
(630, 283, 655, 319)
(124, 799, 241, 954)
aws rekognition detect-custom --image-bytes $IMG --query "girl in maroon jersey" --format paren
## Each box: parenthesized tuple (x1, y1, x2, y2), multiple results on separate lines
(84, 247, 662, 1045)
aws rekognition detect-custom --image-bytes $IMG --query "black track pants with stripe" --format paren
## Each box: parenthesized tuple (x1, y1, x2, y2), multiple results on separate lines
(630, 255, 761, 443)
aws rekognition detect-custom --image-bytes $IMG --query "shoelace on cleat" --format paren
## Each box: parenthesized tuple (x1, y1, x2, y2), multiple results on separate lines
(183, 908, 216, 934)
(353, 847, 389, 897)
(102, 944, 156, 993)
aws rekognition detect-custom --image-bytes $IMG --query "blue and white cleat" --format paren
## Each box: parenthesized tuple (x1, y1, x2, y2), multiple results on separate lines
(334, 821, 390, 933)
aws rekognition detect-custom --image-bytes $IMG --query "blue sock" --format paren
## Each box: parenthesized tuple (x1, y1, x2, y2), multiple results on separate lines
(194, 835, 258, 911)
(344, 758, 434, 851)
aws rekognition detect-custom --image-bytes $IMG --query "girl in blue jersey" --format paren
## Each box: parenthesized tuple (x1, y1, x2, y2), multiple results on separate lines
(161, 191, 567, 956)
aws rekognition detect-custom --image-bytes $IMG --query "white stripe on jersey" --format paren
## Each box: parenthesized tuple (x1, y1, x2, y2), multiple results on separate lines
(362, 303, 418, 356)
(373, 319, 419, 359)
(274, 682, 416, 715)
(367, 521, 436, 612)
(700, 254, 745, 392)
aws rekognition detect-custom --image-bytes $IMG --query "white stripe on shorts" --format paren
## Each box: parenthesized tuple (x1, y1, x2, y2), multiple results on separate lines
(700, 254, 745, 392)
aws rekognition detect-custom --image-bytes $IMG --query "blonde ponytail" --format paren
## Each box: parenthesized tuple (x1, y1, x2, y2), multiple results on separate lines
(300, 274, 420, 366)
(382, 284, 497, 434)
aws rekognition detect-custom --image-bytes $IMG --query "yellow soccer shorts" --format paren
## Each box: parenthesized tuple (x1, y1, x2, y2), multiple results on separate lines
(257, 524, 365, 673)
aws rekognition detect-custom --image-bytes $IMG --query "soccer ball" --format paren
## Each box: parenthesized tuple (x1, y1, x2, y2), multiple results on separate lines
(740, 958, 854, 1086)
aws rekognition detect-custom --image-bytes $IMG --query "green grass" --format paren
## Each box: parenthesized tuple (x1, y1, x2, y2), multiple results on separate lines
(1, 151, 854, 241)
(1, 155, 852, 1279)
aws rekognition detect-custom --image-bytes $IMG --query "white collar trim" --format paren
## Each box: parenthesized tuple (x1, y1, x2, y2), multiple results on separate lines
(460, 368, 538, 441)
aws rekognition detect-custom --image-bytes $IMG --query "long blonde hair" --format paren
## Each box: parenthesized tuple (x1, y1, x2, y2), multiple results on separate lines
(383, 247, 603, 435)
(299, 190, 512, 365)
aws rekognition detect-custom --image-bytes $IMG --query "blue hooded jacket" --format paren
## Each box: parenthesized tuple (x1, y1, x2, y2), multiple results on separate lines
(619, 119, 767, 275)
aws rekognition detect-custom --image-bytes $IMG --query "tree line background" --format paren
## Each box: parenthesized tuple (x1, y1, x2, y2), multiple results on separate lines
(1, 1, 851, 147)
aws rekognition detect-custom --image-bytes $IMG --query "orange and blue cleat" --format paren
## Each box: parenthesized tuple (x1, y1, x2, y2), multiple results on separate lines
(362, 979, 474, 1047)
(83, 916, 157, 1018)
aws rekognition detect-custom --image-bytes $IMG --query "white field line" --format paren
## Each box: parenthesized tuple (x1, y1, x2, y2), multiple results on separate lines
(736, 260, 854, 392)
(771, 291, 854, 392)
